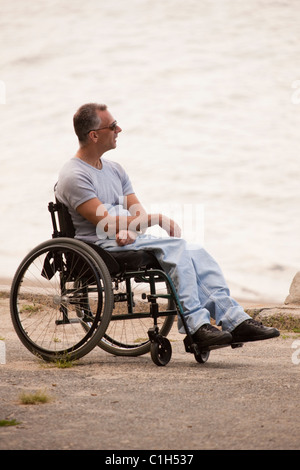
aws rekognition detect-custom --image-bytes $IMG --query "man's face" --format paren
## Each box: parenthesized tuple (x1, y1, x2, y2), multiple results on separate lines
(96, 109, 122, 151)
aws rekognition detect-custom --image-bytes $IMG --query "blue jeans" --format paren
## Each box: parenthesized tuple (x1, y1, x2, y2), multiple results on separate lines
(96, 235, 250, 335)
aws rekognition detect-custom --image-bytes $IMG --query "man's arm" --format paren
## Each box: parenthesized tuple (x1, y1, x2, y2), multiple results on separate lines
(76, 194, 181, 241)
(76, 194, 147, 235)
(124, 193, 182, 238)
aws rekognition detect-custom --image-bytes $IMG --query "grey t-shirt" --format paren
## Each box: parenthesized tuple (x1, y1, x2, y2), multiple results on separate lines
(56, 157, 134, 242)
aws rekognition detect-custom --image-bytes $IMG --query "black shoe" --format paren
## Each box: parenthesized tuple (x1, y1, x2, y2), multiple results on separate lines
(231, 319, 280, 343)
(192, 324, 232, 348)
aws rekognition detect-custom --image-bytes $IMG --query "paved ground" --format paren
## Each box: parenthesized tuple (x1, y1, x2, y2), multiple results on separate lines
(0, 295, 300, 451)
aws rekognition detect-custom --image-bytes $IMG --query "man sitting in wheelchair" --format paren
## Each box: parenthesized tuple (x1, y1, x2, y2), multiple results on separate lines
(55, 102, 279, 350)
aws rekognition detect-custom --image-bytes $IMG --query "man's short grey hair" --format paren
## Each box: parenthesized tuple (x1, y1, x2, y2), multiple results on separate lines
(73, 103, 107, 144)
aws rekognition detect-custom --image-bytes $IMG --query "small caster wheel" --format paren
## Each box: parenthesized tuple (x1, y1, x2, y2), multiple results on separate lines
(194, 350, 210, 364)
(150, 337, 172, 366)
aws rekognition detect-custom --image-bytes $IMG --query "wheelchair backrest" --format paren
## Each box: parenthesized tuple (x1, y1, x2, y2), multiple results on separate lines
(48, 199, 75, 238)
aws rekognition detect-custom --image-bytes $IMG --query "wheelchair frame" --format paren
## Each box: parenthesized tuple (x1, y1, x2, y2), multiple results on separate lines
(10, 199, 242, 366)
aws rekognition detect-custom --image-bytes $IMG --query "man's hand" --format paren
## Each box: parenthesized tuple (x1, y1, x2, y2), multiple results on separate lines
(160, 215, 181, 238)
(169, 219, 182, 238)
(116, 230, 138, 247)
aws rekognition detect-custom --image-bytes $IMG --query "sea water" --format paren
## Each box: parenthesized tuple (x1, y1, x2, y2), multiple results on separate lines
(1, 0, 300, 302)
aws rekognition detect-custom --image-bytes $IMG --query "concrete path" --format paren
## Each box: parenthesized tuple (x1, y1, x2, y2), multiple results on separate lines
(0, 296, 299, 451)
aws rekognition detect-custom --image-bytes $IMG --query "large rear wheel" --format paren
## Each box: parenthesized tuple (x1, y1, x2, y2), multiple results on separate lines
(10, 238, 113, 362)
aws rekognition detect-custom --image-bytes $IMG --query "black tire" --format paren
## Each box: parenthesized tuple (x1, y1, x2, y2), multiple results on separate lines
(150, 337, 172, 366)
(194, 350, 210, 363)
(98, 272, 175, 357)
(10, 238, 113, 362)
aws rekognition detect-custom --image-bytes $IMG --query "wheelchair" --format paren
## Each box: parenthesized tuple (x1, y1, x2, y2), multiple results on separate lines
(10, 199, 243, 366)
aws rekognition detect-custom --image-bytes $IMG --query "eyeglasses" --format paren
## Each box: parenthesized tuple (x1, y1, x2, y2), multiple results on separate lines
(86, 120, 118, 134)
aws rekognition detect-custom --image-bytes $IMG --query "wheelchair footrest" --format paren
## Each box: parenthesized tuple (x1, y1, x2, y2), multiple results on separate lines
(183, 335, 199, 354)
(183, 335, 243, 353)
(231, 342, 244, 349)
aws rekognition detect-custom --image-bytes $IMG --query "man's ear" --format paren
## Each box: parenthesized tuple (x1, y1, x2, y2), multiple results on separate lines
(90, 131, 99, 142)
